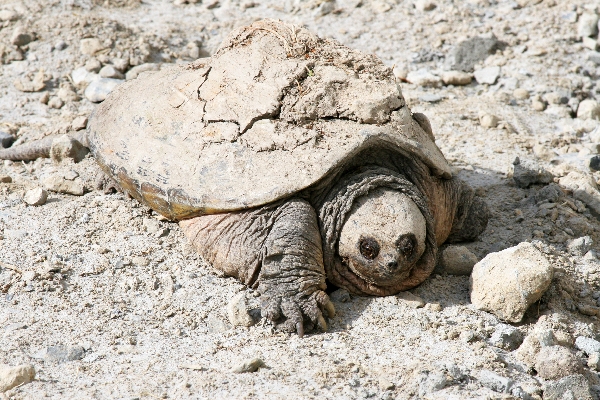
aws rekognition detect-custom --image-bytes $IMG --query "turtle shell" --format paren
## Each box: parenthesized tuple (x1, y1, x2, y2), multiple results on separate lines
(88, 19, 451, 220)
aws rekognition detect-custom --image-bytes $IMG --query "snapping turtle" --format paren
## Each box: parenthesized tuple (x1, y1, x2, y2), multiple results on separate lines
(1, 20, 488, 335)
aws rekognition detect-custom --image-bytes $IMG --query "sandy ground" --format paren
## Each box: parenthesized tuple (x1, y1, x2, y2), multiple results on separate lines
(1, 0, 600, 399)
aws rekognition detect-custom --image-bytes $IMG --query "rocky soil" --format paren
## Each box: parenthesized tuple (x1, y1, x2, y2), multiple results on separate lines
(1, 0, 600, 399)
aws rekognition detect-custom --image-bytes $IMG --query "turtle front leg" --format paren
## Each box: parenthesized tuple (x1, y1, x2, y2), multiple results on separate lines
(179, 198, 335, 336)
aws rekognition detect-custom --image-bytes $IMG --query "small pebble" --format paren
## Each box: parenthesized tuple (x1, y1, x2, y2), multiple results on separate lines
(578, 13, 599, 38)
(231, 358, 264, 373)
(54, 40, 67, 50)
(577, 99, 600, 120)
(489, 324, 523, 351)
(0, 10, 19, 21)
(111, 58, 129, 72)
(71, 116, 88, 131)
(473, 66, 500, 85)
(57, 86, 79, 102)
(478, 370, 513, 393)
(532, 99, 547, 111)
(437, 245, 478, 275)
(568, 236, 593, 256)
(0, 364, 35, 392)
(575, 336, 600, 355)
(227, 292, 255, 327)
(0, 175, 12, 183)
(406, 69, 441, 87)
(84, 78, 123, 103)
(48, 97, 64, 109)
(513, 88, 530, 100)
(582, 36, 598, 51)
(535, 345, 581, 380)
(11, 27, 34, 46)
(42, 174, 84, 196)
(0, 131, 15, 148)
(588, 352, 600, 371)
(80, 38, 105, 55)
(35, 345, 85, 363)
(479, 114, 499, 128)
(85, 58, 102, 73)
(441, 70, 472, 86)
(396, 291, 424, 308)
(24, 188, 48, 206)
(99, 65, 125, 79)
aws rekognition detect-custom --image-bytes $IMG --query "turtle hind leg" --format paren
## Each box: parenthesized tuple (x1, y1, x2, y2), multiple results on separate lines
(446, 182, 490, 243)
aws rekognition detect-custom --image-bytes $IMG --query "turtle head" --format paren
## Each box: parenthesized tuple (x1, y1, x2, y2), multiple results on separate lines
(338, 188, 427, 287)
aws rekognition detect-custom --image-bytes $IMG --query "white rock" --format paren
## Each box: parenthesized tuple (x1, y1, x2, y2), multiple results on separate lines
(99, 65, 125, 79)
(582, 36, 599, 50)
(85, 58, 102, 73)
(80, 38, 105, 55)
(0, 10, 19, 21)
(577, 99, 600, 120)
(479, 114, 499, 128)
(575, 336, 600, 355)
(84, 78, 123, 103)
(57, 86, 79, 102)
(441, 70, 472, 86)
(406, 69, 441, 87)
(71, 67, 99, 87)
(513, 88, 530, 100)
(474, 66, 501, 85)
(23, 188, 47, 206)
(578, 13, 599, 38)
(71, 116, 88, 131)
(0, 364, 35, 392)
(470, 242, 553, 323)
(227, 292, 255, 327)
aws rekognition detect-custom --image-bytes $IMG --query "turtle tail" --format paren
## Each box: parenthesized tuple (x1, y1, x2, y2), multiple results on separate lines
(0, 131, 88, 161)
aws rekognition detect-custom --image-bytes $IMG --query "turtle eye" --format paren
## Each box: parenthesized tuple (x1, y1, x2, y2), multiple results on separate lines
(396, 234, 416, 260)
(359, 237, 380, 260)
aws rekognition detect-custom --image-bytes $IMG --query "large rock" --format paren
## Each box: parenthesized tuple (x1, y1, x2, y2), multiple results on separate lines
(470, 242, 553, 323)
(0, 364, 35, 392)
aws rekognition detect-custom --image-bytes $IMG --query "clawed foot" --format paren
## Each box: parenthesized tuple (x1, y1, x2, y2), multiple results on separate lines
(261, 290, 336, 337)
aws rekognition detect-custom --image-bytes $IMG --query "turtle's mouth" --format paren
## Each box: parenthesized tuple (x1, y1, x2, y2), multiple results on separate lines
(340, 231, 423, 288)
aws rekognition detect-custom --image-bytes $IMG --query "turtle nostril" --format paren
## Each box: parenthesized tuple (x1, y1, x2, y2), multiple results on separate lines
(387, 260, 398, 269)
